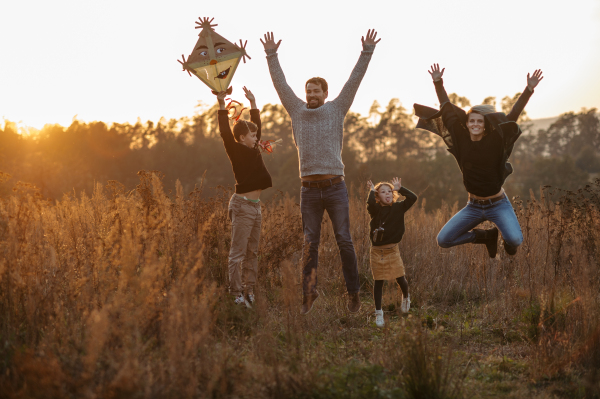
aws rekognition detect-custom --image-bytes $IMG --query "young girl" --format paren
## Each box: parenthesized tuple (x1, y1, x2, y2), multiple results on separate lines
(216, 87, 272, 308)
(367, 177, 418, 327)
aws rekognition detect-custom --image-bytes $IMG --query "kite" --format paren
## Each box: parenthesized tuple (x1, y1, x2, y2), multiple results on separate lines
(178, 17, 250, 94)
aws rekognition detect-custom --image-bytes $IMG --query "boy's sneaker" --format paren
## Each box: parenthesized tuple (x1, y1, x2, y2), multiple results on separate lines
(401, 296, 411, 314)
(234, 294, 251, 308)
(246, 293, 255, 306)
(375, 309, 384, 328)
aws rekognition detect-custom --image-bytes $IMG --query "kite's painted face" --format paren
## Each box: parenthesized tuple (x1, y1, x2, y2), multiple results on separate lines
(181, 18, 248, 93)
(193, 35, 239, 65)
(305, 82, 328, 109)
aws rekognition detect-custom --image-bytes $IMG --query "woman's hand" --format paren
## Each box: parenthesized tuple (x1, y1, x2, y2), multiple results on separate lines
(367, 180, 375, 191)
(260, 32, 281, 51)
(243, 86, 257, 109)
(428, 64, 445, 82)
(391, 177, 401, 191)
(527, 69, 544, 91)
(361, 29, 381, 47)
(216, 91, 227, 110)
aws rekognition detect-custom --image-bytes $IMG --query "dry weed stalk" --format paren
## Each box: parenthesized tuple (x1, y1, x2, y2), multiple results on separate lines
(0, 173, 598, 397)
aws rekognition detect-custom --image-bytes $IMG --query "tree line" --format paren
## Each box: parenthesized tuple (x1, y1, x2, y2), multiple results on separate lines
(1, 92, 599, 210)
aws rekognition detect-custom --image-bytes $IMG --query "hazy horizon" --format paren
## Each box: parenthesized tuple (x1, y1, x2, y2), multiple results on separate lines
(2, 0, 600, 130)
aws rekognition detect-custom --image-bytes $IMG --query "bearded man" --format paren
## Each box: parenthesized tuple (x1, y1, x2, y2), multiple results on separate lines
(261, 29, 381, 314)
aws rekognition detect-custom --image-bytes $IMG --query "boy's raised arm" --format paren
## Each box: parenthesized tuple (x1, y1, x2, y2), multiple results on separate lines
(243, 86, 262, 140)
(216, 91, 236, 149)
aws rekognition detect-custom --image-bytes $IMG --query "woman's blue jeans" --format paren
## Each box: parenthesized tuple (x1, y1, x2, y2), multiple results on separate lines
(437, 195, 523, 248)
(300, 181, 360, 296)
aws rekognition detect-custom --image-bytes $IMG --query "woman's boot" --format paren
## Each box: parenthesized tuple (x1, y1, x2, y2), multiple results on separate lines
(473, 227, 499, 258)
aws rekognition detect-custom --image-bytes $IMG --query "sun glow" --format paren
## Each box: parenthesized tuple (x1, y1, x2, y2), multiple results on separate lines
(0, 0, 599, 129)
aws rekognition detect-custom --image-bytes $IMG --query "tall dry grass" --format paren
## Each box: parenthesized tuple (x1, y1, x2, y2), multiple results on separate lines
(0, 172, 599, 398)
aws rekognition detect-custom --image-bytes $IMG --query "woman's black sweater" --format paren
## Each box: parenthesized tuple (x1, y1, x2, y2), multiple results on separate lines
(367, 187, 418, 246)
(414, 79, 533, 197)
(218, 109, 272, 194)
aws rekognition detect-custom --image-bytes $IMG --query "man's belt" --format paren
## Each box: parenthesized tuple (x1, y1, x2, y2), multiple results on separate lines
(301, 176, 344, 188)
(469, 193, 506, 205)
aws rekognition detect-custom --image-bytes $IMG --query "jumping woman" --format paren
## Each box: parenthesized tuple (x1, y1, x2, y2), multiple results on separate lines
(414, 64, 543, 257)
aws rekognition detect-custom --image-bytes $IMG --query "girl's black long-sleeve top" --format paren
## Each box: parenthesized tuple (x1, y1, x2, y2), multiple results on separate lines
(414, 79, 534, 197)
(367, 187, 418, 246)
(218, 109, 272, 194)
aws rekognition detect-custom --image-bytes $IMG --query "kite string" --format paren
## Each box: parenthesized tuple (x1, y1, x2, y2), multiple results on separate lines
(225, 98, 247, 122)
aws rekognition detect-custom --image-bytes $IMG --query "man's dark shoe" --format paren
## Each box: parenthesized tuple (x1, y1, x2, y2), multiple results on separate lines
(473, 227, 499, 258)
(347, 293, 361, 313)
(301, 292, 319, 315)
(503, 239, 518, 256)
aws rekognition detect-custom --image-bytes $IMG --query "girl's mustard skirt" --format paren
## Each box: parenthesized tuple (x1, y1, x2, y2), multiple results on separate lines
(370, 245, 405, 280)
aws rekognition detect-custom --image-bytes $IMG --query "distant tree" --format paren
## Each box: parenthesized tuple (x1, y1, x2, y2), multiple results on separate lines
(538, 109, 600, 157)
(520, 156, 589, 194)
(501, 93, 531, 126)
(575, 146, 600, 173)
(482, 96, 496, 108)
(448, 93, 471, 109)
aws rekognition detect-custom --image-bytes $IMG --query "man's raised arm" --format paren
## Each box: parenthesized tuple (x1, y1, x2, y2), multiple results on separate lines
(261, 32, 304, 113)
(332, 29, 380, 114)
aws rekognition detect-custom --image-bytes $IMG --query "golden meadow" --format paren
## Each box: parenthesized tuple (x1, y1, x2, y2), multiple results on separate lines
(0, 168, 599, 398)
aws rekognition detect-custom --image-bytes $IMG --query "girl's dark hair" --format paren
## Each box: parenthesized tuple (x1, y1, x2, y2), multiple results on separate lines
(233, 120, 258, 142)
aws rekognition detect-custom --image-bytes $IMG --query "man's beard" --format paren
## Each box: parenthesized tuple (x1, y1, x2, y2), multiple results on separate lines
(307, 97, 323, 109)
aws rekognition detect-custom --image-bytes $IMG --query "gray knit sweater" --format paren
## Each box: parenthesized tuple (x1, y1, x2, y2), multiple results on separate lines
(265, 44, 375, 177)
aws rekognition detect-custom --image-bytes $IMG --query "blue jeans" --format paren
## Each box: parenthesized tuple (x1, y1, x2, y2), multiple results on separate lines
(437, 195, 523, 248)
(300, 180, 360, 295)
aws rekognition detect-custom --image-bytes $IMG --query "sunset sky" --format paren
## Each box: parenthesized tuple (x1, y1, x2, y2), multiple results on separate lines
(1, 0, 599, 130)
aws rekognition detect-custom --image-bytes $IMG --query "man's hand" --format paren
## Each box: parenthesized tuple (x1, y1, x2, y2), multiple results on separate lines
(216, 91, 227, 110)
(367, 180, 375, 191)
(527, 69, 544, 91)
(260, 32, 281, 51)
(243, 86, 257, 109)
(428, 64, 445, 82)
(391, 177, 401, 191)
(361, 29, 381, 47)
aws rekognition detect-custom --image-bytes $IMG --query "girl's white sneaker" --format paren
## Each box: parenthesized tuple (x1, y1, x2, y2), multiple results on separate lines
(375, 309, 384, 327)
(401, 296, 411, 314)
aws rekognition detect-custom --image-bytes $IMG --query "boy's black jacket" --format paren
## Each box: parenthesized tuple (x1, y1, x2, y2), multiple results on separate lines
(218, 109, 272, 194)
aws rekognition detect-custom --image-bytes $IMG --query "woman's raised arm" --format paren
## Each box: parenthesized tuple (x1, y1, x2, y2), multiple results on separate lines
(429, 64, 451, 105)
(507, 69, 543, 122)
